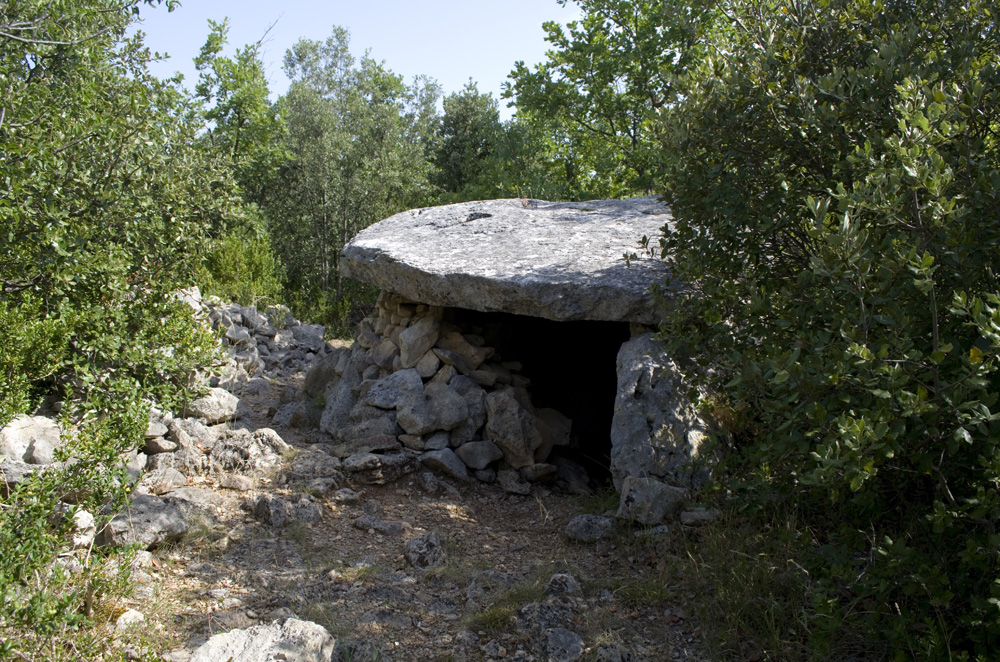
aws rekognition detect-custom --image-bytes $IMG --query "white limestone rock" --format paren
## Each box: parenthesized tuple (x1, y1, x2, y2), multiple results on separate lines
(616, 476, 687, 525)
(188, 618, 336, 662)
(419, 448, 470, 482)
(485, 388, 543, 469)
(1, 415, 61, 464)
(341, 197, 673, 323)
(182, 387, 239, 424)
(97, 495, 188, 549)
(610, 333, 710, 490)
(398, 315, 440, 368)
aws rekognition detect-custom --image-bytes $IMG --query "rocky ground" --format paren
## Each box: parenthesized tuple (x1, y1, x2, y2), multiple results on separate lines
(3, 295, 714, 661)
(127, 358, 711, 662)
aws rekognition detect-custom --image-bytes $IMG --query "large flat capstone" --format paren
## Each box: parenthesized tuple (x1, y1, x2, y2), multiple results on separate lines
(341, 197, 672, 323)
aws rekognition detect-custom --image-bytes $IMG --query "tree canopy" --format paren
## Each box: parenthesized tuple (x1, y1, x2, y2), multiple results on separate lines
(506, 0, 719, 196)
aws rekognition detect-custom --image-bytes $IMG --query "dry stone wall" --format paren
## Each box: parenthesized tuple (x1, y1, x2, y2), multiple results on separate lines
(310, 290, 714, 513)
(312, 291, 576, 492)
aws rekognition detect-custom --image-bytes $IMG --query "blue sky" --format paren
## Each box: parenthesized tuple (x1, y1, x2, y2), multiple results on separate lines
(133, 0, 582, 117)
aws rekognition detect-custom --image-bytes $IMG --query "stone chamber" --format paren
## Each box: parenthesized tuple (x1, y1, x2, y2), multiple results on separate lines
(309, 196, 711, 515)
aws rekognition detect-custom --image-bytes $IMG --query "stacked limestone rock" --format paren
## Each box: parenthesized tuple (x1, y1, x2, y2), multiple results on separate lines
(0, 286, 333, 551)
(178, 288, 329, 387)
(309, 292, 575, 493)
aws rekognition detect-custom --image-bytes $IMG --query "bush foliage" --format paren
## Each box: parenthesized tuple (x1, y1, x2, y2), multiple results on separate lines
(0, 0, 224, 649)
(659, 0, 1000, 656)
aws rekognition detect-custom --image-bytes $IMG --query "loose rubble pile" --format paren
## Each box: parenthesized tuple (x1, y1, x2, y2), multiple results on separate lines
(307, 291, 598, 496)
(0, 289, 336, 553)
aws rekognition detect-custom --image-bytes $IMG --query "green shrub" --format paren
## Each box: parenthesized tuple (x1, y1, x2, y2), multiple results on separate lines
(0, 0, 231, 652)
(0, 297, 70, 424)
(659, 0, 1000, 657)
(288, 279, 378, 339)
(200, 227, 285, 308)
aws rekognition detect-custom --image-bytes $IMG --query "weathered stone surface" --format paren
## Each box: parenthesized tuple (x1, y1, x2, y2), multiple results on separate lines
(553, 457, 594, 495)
(149, 446, 205, 477)
(424, 382, 469, 429)
(398, 434, 425, 451)
(516, 601, 576, 637)
(436, 332, 490, 371)
(398, 315, 440, 368)
(335, 434, 401, 457)
(474, 468, 496, 483)
(272, 401, 316, 430)
(616, 476, 687, 525)
(219, 474, 254, 491)
(137, 487, 224, 529)
(423, 430, 449, 450)
(145, 420, 169, 439)
(610, 333, 710, 490)
(396, 382, 468, 436)
(341, 197, 672, 324)
(419, 448, 470, 482)
(521, 463, 558, 482)
(404, 531, 445, 570)
(338, 404, 399, 444)
(681, 507, 721, 526)
(430, 363, 457, 384)
(342, 452, 419, 485)
(396, 392, 436, 436)
(414, 350, 441, 378)
(449, 376, 488, 446)
(292, 323, 326, 354)
(1, 415, 61, 464)
(565, 514, 614, 542)
(432, 347, 473, 374)
(546, 572, 582, 597)
(286, 447, 342, 483)
(371, 338, 400, 370)
(535, 408, 572, 463)
(115, 609, 145, 631)
(485, 389, 542, 469)
(455, 440, 503, 470)
(209, 428, 290, 473)
(361, 369, 423, 409)
(145, 467, 187, 494)
(353, 514, 405, 536)
(320, 345, 369, 436)
(303, 347, 347, 398)
(225, 324, 253, 346)
(333, 488, 360, 504)
(497, 469, 532, 495)
(144, 437, 179, 455)
(469, 369, 497, 387)
(254, 494, 289, 528)
(188, 618, 336, 662)
(545, 628, 586, 662)
(167, 418, 217, 448)
(182, 388, 239, 424)
(97, 495, 188, 549)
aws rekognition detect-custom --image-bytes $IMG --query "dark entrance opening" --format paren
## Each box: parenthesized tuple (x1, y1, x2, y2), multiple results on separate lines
(445, 308, 630, 484)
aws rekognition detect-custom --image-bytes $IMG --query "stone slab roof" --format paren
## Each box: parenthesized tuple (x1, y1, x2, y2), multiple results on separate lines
(341, 197, 673, 323)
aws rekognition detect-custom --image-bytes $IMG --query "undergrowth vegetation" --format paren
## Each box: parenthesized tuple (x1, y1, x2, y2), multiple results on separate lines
(658, 0, 1000, 657)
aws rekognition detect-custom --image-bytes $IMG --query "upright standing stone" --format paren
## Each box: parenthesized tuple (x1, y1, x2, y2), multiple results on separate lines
(610, 333, 709, 490)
